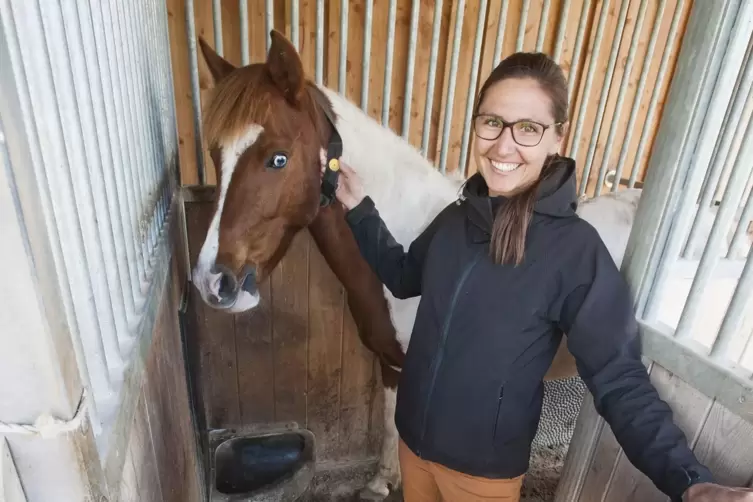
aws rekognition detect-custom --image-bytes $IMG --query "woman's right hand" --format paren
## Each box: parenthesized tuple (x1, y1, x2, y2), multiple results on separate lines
(320, 152, 366, 210)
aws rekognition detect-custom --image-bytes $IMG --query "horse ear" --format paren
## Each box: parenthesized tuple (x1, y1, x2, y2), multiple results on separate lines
(266, 29, 305, 104)
(197, 36, 236, 88)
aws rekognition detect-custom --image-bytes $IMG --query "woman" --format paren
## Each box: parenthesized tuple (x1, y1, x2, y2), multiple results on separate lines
(328, 53, 752, 502)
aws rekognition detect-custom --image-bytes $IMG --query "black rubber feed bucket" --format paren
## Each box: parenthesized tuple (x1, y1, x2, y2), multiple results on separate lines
(210, 426, 315, 502)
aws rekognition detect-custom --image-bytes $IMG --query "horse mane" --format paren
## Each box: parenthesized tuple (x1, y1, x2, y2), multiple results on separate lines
(202, 65, 333, 150)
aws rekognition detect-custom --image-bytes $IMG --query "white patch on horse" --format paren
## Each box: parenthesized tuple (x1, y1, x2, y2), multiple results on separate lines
(193, 125, 264, 311)
(362, 387, 400, 498)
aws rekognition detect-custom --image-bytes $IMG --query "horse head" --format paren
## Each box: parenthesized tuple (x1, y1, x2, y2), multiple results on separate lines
(192, 30, 336, 312)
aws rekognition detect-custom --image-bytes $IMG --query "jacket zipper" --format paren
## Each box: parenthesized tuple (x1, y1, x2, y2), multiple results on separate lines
(492, 386, 504, 439)
(417, 255, 481, 454)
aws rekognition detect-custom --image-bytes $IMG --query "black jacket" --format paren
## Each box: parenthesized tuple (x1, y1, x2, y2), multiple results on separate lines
(345, 157, 714, 500)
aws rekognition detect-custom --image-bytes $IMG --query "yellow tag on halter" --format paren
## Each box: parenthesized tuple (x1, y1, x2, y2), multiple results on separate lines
(328, 158, 340, 171)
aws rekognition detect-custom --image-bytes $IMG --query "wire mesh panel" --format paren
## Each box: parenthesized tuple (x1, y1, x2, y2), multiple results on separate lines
(0, 0, 178, 442)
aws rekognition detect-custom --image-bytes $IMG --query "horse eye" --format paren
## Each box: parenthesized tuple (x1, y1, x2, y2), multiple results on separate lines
(267, 153, 288, 169)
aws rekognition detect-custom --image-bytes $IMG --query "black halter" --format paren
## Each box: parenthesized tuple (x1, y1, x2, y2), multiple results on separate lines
(318, 104, 343, 207)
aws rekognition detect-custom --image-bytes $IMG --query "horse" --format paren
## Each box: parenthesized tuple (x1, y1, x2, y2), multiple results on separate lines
(190, 29, 645, 499)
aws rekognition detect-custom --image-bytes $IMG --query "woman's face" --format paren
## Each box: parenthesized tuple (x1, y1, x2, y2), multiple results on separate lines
(472, 77, 565, 197)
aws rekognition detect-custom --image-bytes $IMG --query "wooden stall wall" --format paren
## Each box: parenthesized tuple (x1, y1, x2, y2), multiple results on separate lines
(555, 362, 753, 501)
(115, 202, 204, 502)
(167, 0, 695, 470)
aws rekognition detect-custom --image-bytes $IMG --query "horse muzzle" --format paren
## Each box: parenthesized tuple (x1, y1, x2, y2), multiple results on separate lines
(201, 263, 259, 312)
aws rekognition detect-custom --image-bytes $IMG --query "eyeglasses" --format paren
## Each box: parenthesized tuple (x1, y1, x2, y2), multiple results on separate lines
(472, 114, 561, 147)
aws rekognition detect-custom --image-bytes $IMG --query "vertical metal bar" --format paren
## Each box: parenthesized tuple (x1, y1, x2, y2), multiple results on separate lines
(101, 0, 145, 300)
(316, 0, 324, 85)
(536, 0, 552, 53)
(458, 0, 488, 176)
(382, 0, 398, 126)
(727, 175, 753, 258)
(185, 0, 205, 185)
(493, 0, 510, 65)
(114, 0, 149, 288)
(240, 0, 249, 65)
(595, 0, 650, 196)
(266, 0, 274, 54)
(72, 0, 135, 342)
(579, 0, 629, 196)
(675, 83, 753, 341)
(361, 0, 374, 112)
(685, 36, 753, 257)
(553, 0, 571, 62)
(644, 8, 753, 321)
(567, 0, 593, 109)
(439, 0, 465, 174)
(570, 0, 611, 166)
(711, 249, 753, 361)
(421, 0, 444, 155)
(517, 0, 530, 52)
(291, 0, 299, 51)
(338, 0, 349, 95)
(401, 0, 420, 138)
(212, 0, 223, 56)
(613, 0, 668, 192)
(87, 0, 139, 315)
(629, 0, 688, 188)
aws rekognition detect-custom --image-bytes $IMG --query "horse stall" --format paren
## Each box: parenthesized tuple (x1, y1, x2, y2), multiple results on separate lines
(1, 0, 752, 502)
(168, 0, 752, 500)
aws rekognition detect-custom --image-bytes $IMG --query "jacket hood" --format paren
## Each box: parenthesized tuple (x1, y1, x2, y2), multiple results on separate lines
(461, 155, 578, 235)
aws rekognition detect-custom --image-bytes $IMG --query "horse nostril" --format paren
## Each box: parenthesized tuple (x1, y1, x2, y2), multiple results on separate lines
(211, 264, 239, 303)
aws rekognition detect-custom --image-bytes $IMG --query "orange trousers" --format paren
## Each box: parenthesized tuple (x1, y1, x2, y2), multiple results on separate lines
(398, 439, 525, 502)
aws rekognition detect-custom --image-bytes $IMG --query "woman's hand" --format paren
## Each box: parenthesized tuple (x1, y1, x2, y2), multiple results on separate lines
(684, 483, 753, 501)
(320, 150, 366, 210)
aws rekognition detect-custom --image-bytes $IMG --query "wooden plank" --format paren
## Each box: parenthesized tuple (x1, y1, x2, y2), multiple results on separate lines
(270, 230, 310, 427)
(306, 241, 345, 460)
(601, 364, 712, 502)
(184, 201, 240, 428)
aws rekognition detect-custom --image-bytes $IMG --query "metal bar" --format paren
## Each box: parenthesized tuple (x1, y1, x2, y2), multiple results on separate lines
(291, 0, 299, 51)
(101, 0, 145, 301)
(212, 0, 223, 56)
(316, 0, 324, 85)
(240, 0, 249, 65)
(536, 0, 552, 52)
(439, 0, 465, 174)
(644, 3, 753, 321)
(517, 0, 530, 52)
(675, 82, 753, 341)
(595, 0, 650, 197)
(87, 0, 139, 316)
(620, 0, 740, 314)
(711, 248, 753, 361)
(421, 0, 443, 155)
(553, 0, 571, 62)
(382, 0, 398, 126)
(185, 0, 205, 185)
(39, 0, 126, 375)
(266, 0, 274, 54)
(401, 0, 420, 137)
(567, 0, 593, 108)
(71, 0, 135, 343)
(628, 0, 687, 189)
(458, 0, 488, 176)
(613, 0, 668, 192)
(493, 0, 510, 65)
(361, 0, 373, 112)
(338, 0, 349, 95)
(727, 175, 753, 259)
(685, 35, 753, 257)
(570, 0, 611, 164)
(579, 0, 629, 196)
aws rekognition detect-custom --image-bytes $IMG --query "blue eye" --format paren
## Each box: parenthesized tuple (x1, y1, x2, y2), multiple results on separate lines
(267, 153, 288, 169)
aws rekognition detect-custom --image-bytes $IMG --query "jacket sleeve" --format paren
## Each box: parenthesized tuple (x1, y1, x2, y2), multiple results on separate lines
(556, 230, 715, 501)
(344, 196, 448, 299)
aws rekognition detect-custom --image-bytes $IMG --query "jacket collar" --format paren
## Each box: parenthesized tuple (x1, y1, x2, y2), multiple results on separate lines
(461, 155, 579, 241)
